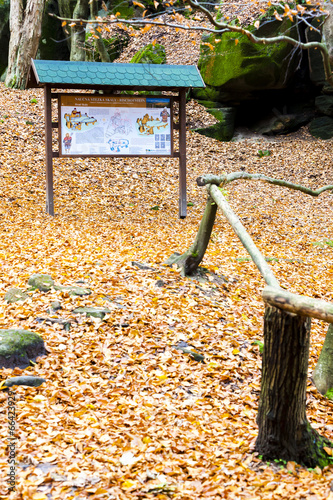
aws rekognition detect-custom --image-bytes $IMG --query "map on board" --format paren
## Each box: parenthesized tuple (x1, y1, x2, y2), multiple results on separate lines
(59, 94, 172, 156)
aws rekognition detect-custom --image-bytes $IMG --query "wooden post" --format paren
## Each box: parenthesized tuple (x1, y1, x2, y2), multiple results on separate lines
(178, 88, 187, 219)
(44, 85, 54, 216)
(256, 305, 332, 467)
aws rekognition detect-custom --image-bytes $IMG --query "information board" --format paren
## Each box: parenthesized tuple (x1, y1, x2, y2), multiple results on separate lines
(59, 94, 173, 157)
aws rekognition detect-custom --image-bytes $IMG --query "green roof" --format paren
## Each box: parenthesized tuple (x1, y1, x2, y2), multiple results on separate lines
(27, 60, 205, 91)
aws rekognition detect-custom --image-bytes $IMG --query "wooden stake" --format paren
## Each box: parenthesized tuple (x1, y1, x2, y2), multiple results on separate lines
(44, 85, 54, 216)
(179, 88, 187, 218)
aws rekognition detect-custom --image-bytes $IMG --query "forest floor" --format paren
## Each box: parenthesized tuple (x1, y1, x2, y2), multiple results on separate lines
(1, 22, 333, 500)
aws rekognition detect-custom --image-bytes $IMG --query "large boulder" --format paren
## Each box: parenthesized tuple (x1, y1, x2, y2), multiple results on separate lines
(130, 43, 166, 64)
(198, 17, 299, 101)
(309, 116, 333, 139)
(0, 329, 46, 369)
(0, 0, 9, 77)
(194, 107, 236, 141)
(315, 95, 333, 116)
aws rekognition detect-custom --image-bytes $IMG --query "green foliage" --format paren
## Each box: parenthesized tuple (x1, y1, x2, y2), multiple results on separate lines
(130, 43, 166, 65)
(150, 205, 160, 210)
(258, 150, 271, 157)
(30, 98, 38, 104)
(252, 340, 264, 354)
(325, 388, 333, 400)
(312, 239, 333, 248)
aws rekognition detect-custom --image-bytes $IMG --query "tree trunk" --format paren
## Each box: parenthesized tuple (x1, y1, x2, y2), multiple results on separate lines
(70, 0, 89, 61)
(165, 195, 218, 275)
(256, 305, 332, 467)
(89, 0, 111, 63)
(5, 0, 45, 89)
(313, 324, 333, 396)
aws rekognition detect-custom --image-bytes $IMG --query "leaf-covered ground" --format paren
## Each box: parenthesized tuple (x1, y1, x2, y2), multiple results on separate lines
(0, 82, 333, 499)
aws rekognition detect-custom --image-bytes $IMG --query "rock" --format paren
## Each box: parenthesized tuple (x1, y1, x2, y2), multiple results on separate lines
(0, 0, 9, 76)
(155, 279, 165, 288)
(54, 285, 91, 296)
(309, 116, 333, 139)
(322, 2, 333, 66)
(4, 288, 28, 303)
(131, 261, 155, 271)
(198, 17, 299, 99)
(35, 317, 71, 331)
(315, 95, 333, 117)
(73, 307, 111, 320)
(28, 274, 54, 292)
(252, 106, 314, 135)
(173, 341, 205, 362)
(194, 107, 236, 141)
(3, 376, 46, 388)
(51, 300, 62, 311)
(305, 22, 326, 86)
(0, 329, 46, 369)
(130, 43, 166, 64)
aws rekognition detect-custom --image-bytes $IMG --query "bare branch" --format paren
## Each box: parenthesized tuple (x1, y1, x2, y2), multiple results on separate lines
(197, 172, 333, 197)
(263, 286, 333, 323)
(208, 184, 281, 288)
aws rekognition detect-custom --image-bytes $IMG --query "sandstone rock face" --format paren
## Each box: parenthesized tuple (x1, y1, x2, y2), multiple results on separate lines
(322, 3, 333, 66)
(198, 17, 299, 100)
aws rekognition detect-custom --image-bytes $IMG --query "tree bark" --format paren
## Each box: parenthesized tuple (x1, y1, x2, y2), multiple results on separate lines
(70, 0, 89, 61)
(262, 285, 333, 324)
(256, 305, 332, 467)
(165, 194, 218, 275)
(89, 0, 111, 63)
(5, 0, 45, 89)
(313, 324, 333, 396)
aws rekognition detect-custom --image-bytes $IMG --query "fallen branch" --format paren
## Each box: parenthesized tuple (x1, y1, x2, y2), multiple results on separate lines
(197, 172, 333, 197)
(262, 286, 333, 323)
(209, 184, 280, 288)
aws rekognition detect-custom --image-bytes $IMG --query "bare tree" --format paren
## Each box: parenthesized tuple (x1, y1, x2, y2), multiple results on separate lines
(5, 0, 45, 89)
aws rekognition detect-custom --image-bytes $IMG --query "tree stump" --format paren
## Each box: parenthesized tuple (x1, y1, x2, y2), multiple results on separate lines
(256, 305, 332, 467)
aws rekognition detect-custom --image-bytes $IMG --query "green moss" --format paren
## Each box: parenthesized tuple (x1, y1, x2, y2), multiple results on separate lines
(199, 17, 298, 92)
(325, 388, 333, 400)
(0, 329, 43, 357)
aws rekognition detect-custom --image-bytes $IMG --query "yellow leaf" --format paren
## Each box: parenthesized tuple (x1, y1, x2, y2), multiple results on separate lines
(133, 1, 145, 7)
(232, 348, 240, 355)
(152, 39, 156, 46)
(287, 461, 296, 473)
(142, 436, 151, 443)
(122, 479, 137, 489)
(235, 39, 239, 45)
(274, 10, 282, 21)
(32, 495, 48, 500)
(61, 21, 67, 27)
(324, 446, 333, 456)
(69, 22, 76, 27)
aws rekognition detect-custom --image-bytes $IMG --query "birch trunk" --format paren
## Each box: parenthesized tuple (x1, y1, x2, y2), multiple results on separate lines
(5, 0, 45, 89)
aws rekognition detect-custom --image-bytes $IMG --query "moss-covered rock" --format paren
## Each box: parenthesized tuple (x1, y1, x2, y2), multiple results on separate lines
(315, 95, 333, 117)
(0, 329, 46, 369)
(130, 43, 166, 64)
(194, 107, 236, 141)
(73, 306, 111, 320)
(4, 288, 28, 304)
(309, 116, 333, 139)
(28, 274, 54, 292)
(198, 17, 298, 98)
